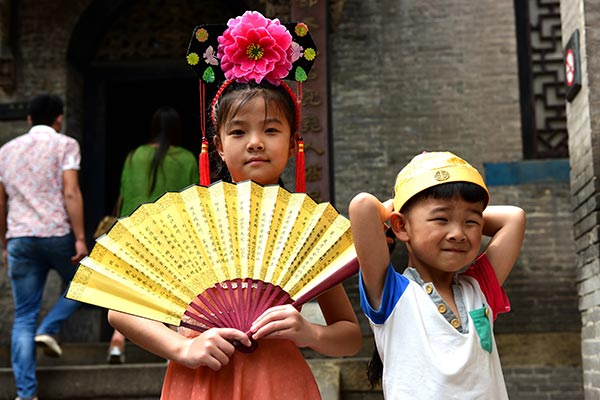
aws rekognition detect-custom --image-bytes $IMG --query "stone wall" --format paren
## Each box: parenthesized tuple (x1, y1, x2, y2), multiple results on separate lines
(561, 0, 600, 397)
(331, 0, 522, 210)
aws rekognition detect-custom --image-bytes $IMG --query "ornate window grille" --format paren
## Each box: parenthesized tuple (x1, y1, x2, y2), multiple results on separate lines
(514, 0, 568, 159)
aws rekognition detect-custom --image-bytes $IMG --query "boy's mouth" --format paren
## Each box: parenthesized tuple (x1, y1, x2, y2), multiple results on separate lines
(442, 248, 466, 253)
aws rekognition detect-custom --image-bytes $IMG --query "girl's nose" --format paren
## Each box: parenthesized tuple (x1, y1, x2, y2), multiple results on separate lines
(247, 132, 265, 151)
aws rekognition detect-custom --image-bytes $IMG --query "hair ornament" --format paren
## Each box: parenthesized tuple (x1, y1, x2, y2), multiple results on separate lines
(187, 11, 317, 191)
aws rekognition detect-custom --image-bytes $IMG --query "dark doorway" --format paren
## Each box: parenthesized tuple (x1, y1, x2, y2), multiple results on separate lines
(103, 76, 202, 209)
(82, 70, 201, 244)
(81, 71, 202, 340)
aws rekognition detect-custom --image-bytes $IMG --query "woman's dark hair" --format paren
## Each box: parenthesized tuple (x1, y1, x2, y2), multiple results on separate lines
(209, 81, 297, 183)
(29, 94, 64, 126)
(146, 106, 183, 195)
(365, 181, 488, 387)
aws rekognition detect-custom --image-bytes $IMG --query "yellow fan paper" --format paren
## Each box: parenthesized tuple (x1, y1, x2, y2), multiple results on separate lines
(67, 180, 358, 341)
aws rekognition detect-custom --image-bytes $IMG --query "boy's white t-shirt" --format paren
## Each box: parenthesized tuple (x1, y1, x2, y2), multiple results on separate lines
(359, 255, 508, 400)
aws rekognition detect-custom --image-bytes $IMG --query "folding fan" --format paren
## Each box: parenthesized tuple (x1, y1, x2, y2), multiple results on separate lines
(67, 180, 358, 350)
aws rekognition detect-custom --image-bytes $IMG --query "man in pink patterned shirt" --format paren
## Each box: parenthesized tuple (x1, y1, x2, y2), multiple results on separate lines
(0, 94, 88, 400)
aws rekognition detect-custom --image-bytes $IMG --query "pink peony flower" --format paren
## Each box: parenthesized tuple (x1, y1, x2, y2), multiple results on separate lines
(217, 11, 293, 86)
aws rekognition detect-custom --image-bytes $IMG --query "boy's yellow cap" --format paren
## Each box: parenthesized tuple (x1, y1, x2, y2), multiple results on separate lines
(393, 151, 489, 211)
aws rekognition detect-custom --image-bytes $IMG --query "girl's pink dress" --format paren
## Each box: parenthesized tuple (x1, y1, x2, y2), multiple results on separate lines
(161, 327, 322, 400)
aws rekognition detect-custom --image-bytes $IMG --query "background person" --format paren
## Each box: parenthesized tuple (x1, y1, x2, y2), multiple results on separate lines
(0, 93, 88, 400)
(107, 105, 199, 363)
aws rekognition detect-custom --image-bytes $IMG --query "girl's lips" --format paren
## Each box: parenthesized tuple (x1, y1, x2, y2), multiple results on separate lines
(246, 158, 268, 165)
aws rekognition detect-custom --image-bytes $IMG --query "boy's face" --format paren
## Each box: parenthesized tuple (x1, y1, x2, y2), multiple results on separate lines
(394, 196, 484, 275)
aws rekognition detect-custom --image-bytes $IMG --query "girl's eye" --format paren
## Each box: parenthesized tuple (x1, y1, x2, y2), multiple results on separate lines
(265, 127, 280, 134)
(228, 129, 245, 136)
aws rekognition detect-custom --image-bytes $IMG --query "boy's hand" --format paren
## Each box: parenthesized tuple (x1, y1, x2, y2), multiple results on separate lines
(180, 328, 251, 371)
(381, 199, 395, 222)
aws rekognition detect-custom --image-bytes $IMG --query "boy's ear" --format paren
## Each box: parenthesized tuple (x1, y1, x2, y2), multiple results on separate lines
(214, 135, 225, 160)
(390, 212, 410, 243)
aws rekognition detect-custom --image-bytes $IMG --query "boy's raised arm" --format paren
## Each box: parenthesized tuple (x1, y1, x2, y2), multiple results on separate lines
(481, 205, 527, 285)
(349, 192, 394, 309)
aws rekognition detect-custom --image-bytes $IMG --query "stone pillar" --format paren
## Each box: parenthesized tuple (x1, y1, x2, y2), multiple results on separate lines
(562, 1, 600, 396)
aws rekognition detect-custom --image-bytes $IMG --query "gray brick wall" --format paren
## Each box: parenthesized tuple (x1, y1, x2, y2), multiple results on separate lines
(331, 0, 522, 214)
(561, 0, 600, 397)
(504, 366, 583, 400)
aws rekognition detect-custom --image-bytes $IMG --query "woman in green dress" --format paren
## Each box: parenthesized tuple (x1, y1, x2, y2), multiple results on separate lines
(108, 106, 199, 363)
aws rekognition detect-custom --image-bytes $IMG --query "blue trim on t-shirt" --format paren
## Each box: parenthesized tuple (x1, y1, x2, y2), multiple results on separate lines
(359, 262, 410, 324)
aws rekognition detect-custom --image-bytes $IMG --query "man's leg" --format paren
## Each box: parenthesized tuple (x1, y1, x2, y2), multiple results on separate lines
(36, 234, 81, 336)
(8, 237, 48, 399)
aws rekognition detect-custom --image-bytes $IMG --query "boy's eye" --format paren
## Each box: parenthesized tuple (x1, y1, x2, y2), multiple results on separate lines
(430, 217, 448, 222)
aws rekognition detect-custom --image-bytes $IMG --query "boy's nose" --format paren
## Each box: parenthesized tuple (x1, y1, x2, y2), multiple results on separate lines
(447, 226, 467, 241)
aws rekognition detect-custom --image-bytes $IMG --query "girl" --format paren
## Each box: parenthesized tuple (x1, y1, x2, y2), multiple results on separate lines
(109, 12, 362, 399)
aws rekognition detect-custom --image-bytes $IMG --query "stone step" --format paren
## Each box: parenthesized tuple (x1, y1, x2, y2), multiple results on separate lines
(0, 359, 374, 400)
(0, 362, 166, 400)
(0, 340, 380, 400)
(0, 342, 165, 368)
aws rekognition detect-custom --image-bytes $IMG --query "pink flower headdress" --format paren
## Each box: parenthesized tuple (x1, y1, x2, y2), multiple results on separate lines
(186, 11, 317, 192)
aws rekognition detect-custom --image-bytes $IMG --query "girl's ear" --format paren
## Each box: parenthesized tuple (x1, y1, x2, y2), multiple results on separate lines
(390, 212, 410, 243)
(289, 133, 298, 159)
(214, 135, 225, 160)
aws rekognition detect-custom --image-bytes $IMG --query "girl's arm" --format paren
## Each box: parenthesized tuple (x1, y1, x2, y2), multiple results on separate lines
(348, 192, 394, 309)
(108, 310, 251, 371)
(481, 205, 526, 285)
(250, 283, 362, 357)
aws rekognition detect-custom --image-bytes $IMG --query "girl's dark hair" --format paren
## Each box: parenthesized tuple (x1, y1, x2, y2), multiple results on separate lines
(209, 81, 297, 182)
(365, 181, 488, 387)
(147, 106, 183, 195)
(29, 94, 64, 126)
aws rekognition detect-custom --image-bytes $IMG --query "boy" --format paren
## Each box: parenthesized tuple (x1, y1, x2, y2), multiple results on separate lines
(349, 151, 526, 399)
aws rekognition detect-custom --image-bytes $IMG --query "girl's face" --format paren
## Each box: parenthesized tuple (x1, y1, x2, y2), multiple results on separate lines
(215, 96, 295, 186)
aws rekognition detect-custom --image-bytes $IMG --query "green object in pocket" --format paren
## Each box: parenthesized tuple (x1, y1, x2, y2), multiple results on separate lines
(469, 306, 493, 353)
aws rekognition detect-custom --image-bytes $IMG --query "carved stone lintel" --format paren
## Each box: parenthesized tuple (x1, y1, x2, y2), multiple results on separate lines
(264, 0, 345, 32)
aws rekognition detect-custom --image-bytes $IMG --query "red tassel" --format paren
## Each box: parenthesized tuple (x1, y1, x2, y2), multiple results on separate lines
(198, 80, 211, 186)
(296, 138, 305, 193)
(200, 139, 210, 186)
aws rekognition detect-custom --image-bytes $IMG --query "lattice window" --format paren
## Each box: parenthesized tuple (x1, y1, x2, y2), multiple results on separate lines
(515, 0, 568, 159)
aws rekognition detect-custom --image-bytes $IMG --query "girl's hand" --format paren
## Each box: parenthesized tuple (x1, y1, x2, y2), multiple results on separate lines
(249, 304, 316, 348)
(178, 328, 251, 371)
